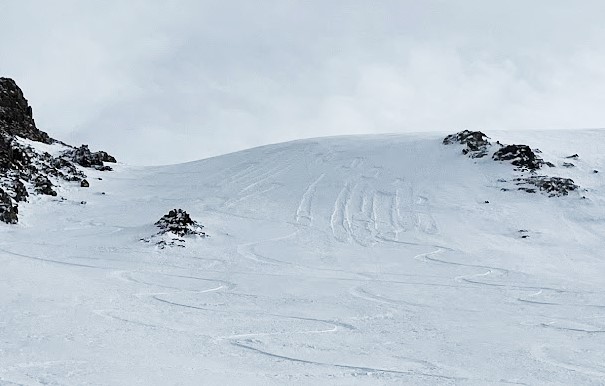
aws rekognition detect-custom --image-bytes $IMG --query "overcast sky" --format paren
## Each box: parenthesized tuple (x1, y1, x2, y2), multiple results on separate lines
(1, 1, 604, 165)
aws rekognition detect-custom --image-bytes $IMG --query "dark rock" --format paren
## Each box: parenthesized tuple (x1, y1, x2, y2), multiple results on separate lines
(522, 176, 579, 197)
(565, 154, 579, 160)
(34, 175, 57, 196)
(484, 200, 489, 204)
(518, 187, 537, 193)
(155, 209, 206, 238)
(11, 178, 27, 202)
(0, 78, 52, 143)
(593, 170, 599, 174)
(0, 188, 18, 224)
(80, 179, 89, 188)
(0, 132, 29, 171)
(562, 162, 575, 168)
(544, 161, 556, 168)
(443, 130, 491, 158)
(64, 145, 116, 169)
(492, 144, 544, 170)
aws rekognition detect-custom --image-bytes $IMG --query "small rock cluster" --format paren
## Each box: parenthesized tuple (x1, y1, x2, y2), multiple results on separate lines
(444, 130, 581, 197)
(516, 176, 579, 197)
(142, 209, 207, 249)
(0, 77, 117, 223)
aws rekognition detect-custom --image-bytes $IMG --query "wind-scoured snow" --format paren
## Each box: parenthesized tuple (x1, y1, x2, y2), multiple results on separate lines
(2, 130, 605, 385)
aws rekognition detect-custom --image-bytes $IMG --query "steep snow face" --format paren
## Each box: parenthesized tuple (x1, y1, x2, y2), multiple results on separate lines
(2, 131, 605, 385)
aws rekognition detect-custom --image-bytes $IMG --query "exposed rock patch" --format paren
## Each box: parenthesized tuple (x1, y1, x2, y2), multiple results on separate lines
(518, 176, 579, 197)
(492, 145, 544, 171)
(443, 130, 491, 158)
(142, 209, 207, 249)
(0, 188, 18, 224)
(64, 145, 117, 169)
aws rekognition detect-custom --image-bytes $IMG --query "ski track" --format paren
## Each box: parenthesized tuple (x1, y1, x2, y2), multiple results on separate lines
(349, 285, 425, 308)
(296, 173, 325, 225)
(231, 342, 529, 384)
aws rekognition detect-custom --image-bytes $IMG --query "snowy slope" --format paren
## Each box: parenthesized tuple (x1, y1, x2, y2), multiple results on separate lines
(2, 130, 605, 385)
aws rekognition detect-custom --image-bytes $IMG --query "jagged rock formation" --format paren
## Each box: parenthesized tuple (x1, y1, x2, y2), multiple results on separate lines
(0, 77, 116, 223)
(443, 130, 491, 158)
(66, 145, 117, 169)
(142, 209, 207, 249)
(444, 130, 581, 197)
(492, 144, 544, 170)
(0, 78, 51, 143)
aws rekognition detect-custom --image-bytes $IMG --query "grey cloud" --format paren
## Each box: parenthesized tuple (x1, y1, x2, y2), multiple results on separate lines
(1, 1, 604, 165)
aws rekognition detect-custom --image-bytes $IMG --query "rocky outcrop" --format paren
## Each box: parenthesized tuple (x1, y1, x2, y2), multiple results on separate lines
(0, 77, 117, 223)
(155, 209, 206, 237)
(443, 130, 491, 158)
(64, 145, 117, 169)
(142, 209, 207, 249)
(0, 78, 51, 143)
(492, 144, 544, 170)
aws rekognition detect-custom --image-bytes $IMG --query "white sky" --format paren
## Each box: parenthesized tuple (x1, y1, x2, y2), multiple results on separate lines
(1, 1, 604, 165)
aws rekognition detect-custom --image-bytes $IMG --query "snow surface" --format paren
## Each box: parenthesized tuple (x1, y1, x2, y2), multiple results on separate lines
(2, 130, 605, 385)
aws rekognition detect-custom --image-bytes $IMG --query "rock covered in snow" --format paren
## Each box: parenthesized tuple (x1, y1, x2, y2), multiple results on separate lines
(33, 175, 57, 196)
(63, 145, 117, 169)
(155, 209, 206, 237)
(0, 77, 118, 223)
(142, 209, 207, 249)
(443, 130, 491, 158)
(523, 176, 579, 197)
(492, 144, 544, 170)
(0, 188, 18, 224)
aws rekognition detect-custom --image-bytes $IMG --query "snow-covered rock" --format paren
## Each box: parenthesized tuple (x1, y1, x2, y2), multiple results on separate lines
(0, 77, 117, 223)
